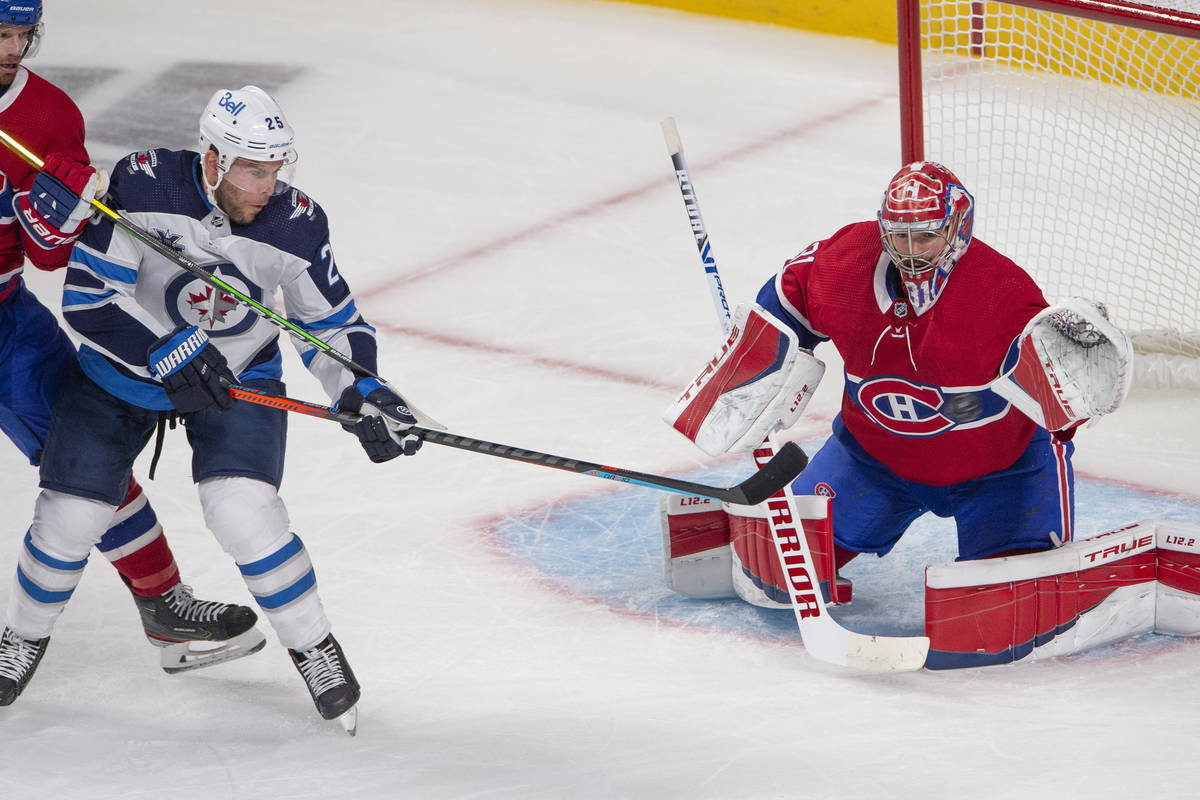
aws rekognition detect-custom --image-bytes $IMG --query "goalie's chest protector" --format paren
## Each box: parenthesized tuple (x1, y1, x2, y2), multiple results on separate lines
(781, 221, 1048, 486)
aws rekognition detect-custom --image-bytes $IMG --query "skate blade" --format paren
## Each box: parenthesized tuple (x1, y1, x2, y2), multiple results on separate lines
(160, 628, 268, 674)
(335, 705, 358, 736)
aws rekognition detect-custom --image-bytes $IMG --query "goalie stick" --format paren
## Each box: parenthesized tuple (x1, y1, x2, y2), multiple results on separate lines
(226, 385, 808, 505)
(661, 117, 929, 671)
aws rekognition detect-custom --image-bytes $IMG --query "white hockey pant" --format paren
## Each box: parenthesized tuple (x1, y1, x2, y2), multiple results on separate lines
(7, 489, 114, 638)
(198, 476, 330, 651)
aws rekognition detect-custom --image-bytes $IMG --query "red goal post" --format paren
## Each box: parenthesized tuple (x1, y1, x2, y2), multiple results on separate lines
(897, 0, 1200, 388)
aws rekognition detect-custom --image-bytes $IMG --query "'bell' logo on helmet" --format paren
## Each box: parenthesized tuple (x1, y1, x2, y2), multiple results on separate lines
(216, 91, 247, 117)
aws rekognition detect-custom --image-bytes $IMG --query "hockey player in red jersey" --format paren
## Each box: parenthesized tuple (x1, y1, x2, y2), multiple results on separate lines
(0, 0, 264, 696)
(664, 161, 1134, 609)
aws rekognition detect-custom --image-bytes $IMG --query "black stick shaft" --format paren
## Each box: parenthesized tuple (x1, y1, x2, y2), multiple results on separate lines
(227, 386, 807, 505)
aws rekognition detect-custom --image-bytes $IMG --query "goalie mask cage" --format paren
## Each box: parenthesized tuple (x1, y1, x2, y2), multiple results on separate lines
(898, 0, 1200, 386)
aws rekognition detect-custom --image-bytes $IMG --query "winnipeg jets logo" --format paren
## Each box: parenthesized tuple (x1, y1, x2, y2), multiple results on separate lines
(289, 189, 314, 221)
(129, 151, 159, 178)
(164, 263, 258, 337)
(186, 285, 239, 329)
(153, 229, 184, 252)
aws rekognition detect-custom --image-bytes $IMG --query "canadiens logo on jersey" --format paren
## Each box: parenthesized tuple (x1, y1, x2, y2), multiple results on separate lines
(851, 376, 1008, 437)
(128, 151, 159, 179)
(289, 189, 315, 221)
(164, 263, 259, 336)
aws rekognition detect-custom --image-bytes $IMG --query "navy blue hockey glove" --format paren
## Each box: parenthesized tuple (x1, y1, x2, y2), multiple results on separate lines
(337, 377, 423, 462)
(147, 326, 237, 414)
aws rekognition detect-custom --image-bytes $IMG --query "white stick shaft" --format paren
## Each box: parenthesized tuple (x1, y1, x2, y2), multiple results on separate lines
(660, 117, 733, 335)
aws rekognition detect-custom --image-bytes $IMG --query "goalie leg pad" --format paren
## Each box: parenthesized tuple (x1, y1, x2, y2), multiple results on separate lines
(923, 521, 1200, 669)
(727, 496, 850, 608)
(1155, 522, 1200, 636)
(660, 495, 735, 599)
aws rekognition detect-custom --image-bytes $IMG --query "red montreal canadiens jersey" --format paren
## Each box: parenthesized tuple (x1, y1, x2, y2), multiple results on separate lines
(0, 67, 89, 301)
(773, 221, 1047, 485)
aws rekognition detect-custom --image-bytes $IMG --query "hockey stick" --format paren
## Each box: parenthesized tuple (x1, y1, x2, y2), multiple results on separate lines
(0, 129, 446, 428)
(226, 384, 808, 505)
(661, 118, 929, 670)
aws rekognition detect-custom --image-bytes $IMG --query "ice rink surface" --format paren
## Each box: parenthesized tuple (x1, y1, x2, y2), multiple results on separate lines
(1, 1, 1198, 797)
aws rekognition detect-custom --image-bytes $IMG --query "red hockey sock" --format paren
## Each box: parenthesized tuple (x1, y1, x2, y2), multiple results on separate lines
(99, 476, 180, 597)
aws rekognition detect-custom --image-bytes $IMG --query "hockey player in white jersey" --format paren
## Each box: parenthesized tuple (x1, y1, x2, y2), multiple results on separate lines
(0, 86, 423, 732)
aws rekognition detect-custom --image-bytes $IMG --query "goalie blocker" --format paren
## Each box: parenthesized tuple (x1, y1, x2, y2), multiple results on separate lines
(664, 304, 825, 456)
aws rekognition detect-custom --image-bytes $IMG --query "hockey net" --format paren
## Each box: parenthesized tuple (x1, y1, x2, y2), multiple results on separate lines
(898, 0, 1200, 388)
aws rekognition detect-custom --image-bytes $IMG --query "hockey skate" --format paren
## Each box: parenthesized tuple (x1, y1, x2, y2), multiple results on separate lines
(289, 633, 360, 735)
(133, 583, 267, 674)
(0, 627, 49, 706)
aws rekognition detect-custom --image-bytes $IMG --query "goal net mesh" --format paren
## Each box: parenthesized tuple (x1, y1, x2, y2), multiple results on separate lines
(913, 0, 1200, 360)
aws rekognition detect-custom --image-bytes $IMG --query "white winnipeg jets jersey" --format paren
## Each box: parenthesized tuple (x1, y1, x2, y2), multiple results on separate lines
(64, 149, 377, 411)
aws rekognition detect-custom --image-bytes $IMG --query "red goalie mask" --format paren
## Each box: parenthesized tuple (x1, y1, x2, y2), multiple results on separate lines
(877, 161, 975, 313)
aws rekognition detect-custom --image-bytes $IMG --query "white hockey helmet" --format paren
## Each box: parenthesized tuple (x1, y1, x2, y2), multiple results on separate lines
(198, 85, 297, 197)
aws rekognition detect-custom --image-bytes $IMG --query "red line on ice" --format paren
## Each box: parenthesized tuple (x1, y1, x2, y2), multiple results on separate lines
(360, 95, 892, 297)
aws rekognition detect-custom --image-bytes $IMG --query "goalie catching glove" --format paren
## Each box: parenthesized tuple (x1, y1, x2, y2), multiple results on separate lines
(664, 304, 825, 455)
(338, 377, 423, 462)
(992, 298, 1133, 431)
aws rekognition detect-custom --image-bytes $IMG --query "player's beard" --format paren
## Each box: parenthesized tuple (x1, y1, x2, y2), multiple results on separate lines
(0, 60, 20, 86)
(214, 180, 269, 226)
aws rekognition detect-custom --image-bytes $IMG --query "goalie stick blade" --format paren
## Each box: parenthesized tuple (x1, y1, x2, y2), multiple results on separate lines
(800, 620, 930, 673)
(727, 441, 809, 505)
(840, 631, 929, 673)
